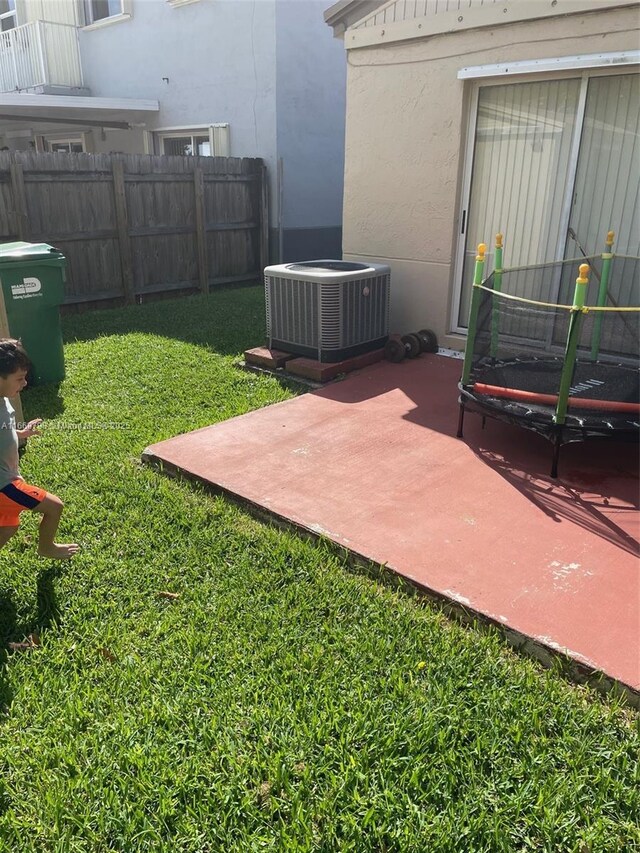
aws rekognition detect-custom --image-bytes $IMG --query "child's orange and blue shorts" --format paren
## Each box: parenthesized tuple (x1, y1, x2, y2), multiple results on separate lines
(0, 479, 46, 527)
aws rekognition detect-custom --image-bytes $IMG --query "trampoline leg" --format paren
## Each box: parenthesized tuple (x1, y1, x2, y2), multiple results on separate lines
(481, 415, 486, 430)
(551, 436, 561, 479)
(457, 403, 465, 438)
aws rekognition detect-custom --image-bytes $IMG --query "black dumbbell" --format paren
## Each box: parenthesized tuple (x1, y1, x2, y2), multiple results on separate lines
(384, 333, 422, 362)
(415, 328, 438, 353)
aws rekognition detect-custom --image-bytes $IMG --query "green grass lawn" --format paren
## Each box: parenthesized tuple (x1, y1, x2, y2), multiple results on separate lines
(0, 286, 638, 852)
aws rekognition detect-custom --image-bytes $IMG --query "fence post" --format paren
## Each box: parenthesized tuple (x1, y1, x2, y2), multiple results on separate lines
(10, 161, 31, 241)
(259, 161, 269, 272)
(193, 167, 209, 293)
(112, 158, 135, 305)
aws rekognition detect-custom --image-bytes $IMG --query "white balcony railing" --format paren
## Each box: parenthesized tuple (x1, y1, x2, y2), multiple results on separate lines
(0, 21, 83, 93)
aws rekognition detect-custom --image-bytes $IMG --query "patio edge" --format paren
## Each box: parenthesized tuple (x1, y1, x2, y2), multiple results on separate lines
(142, 447, 640, 710)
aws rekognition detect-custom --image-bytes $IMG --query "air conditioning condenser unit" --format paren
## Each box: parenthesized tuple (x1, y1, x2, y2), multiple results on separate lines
(264, 260, 390, 363)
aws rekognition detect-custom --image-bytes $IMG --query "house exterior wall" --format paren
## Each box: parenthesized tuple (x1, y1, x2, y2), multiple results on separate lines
(73, 0, 344, 262)
(77, 0, 278, 164)
(340, 6, 639, 348)
(276, 0, 345, 260)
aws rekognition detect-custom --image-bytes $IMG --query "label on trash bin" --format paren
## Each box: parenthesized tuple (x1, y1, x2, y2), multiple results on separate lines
(10, 277, 42, 300)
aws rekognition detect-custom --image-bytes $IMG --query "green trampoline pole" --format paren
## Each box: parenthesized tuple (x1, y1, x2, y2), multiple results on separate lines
(490, 233, 503, 358)
(590, 230, 615, 362)
(461, 243, 487, 386)
(555, 263, 589, 427)
(551, 263, 589, 477)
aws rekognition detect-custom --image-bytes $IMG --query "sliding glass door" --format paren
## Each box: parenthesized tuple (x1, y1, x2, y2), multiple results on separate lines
(564, 73, 640, 306)
(455, 72, 640, 329)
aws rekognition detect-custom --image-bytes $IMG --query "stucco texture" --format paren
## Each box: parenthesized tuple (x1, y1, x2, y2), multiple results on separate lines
(341, 7, 640, 345)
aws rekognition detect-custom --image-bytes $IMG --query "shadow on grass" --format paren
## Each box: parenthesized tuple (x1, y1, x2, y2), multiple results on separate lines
(61, 282, 267, 357)
(0, 567, 61, 717)
(0, 589, 16, 715)
(20, 383, 65, 424)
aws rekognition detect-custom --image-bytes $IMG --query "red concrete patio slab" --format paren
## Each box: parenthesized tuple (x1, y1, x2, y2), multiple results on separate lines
(143, 354, 640, 695)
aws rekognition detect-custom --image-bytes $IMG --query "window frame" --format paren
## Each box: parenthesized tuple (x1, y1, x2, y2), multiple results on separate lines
(82, 0, 132, 30)
(155, 124, 230, 158)
(0, 0, 17, 32)
(450, 64, 640, 336)
(159, 131, 211, 157)
(44, 136, 86, 154)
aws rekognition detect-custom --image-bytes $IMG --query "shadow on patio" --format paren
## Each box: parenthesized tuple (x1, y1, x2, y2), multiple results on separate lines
(144, 353, 640, 692)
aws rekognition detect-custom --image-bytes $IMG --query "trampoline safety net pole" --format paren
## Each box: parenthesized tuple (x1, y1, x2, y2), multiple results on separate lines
(490, 233, 503, 358)
(554, 263, 589, 426)
(590, 230, 615, 362)
(461, 243, 487, 386)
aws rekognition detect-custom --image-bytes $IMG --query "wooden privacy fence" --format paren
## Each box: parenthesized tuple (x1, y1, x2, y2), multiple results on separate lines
(0, 151, 268, 308)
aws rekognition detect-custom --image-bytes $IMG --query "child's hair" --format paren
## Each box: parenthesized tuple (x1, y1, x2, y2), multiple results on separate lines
(0, 339, 32, 377)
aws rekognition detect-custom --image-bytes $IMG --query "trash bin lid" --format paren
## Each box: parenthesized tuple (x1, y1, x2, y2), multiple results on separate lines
(0, 241, 63, 261)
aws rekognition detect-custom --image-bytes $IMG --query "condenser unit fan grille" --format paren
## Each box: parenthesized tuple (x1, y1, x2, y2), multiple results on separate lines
(266, 277, 320, 350)
(264, 260, 390, 363)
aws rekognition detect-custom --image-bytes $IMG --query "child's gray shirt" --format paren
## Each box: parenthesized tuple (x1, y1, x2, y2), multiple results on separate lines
(0, 397, 20, 489)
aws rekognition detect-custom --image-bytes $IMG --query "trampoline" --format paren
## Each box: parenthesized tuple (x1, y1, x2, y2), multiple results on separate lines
(457, 233, 640, 477)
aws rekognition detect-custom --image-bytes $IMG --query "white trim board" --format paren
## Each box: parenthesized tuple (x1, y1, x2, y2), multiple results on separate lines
(346, 1, 639, 50)
(0, 93, 158, 114)
(154, 123, 229, 132)
(459, 51, 640, 79)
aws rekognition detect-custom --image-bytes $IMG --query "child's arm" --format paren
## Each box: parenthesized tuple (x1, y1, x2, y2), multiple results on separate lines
(16, 418, 43, 444)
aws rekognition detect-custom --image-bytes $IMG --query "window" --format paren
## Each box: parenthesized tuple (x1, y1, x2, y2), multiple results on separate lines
(162, 134, 210, 157)
(156, 125, 230, 157)
(46, 138, 85, 154)
(84, 0, 124, 25)
(0, 0, 17, 33)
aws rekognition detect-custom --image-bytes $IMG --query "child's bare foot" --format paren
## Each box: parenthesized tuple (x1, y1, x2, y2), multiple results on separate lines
(38, 542, 80, 560)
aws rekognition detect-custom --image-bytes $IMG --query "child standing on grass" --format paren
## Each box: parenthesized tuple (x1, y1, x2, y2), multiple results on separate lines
(0, 339, 78, 560)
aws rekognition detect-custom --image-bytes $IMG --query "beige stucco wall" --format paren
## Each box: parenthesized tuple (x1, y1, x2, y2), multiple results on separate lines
(341, 6, 640, 350)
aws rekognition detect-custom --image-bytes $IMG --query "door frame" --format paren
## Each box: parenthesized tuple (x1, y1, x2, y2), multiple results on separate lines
(450, 66, 638, 334)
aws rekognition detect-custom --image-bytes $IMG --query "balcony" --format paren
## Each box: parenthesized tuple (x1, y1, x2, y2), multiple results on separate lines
(0, 21, 83, 94)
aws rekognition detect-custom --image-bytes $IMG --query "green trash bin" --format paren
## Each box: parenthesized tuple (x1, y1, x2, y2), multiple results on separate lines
(0, 241, 66, 385)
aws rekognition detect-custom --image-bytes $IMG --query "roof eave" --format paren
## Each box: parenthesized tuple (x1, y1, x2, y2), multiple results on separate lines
(324, 0, 384, 37)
